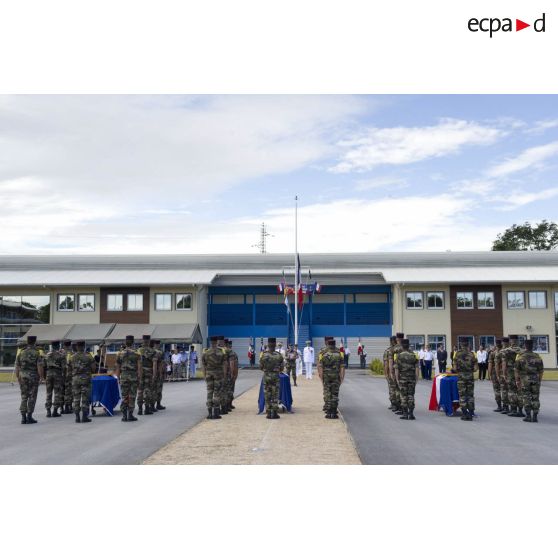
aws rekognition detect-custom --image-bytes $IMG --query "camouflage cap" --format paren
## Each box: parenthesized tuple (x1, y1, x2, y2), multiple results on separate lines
(126, 335, 135, 341)
(495, 338, 502, 345)
(524, 339, 534, 350)
(142, 334, 151, 340)
(210, 336, 219, 342)
(52, 340, 61, 348)
(76, 340, 86, 346)
(63, 340, 72, 347)
(390, 335, 397, 341)
(502, 336, 509, 343)
(153, 339, 161, 345)
(396, 332, 404, 339)
(327, 339, 336, 347)
(27, 335, 37, 343)
(401, 339, 410, 348)
(267, 337, 277, 343)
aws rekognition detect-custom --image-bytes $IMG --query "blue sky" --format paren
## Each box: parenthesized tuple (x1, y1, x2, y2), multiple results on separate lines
(0, 94, 557, 254)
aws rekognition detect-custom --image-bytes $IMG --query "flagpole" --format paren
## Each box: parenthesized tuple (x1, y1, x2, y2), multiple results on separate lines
(294, 195, 298, 347)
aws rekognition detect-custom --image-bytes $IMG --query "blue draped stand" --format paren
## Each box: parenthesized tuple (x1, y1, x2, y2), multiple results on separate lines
(91, 375, 121, 416)
(258, 373, 293, 413)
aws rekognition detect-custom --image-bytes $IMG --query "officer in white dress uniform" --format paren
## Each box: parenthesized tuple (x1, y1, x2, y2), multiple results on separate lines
(303, 341, 315, 379)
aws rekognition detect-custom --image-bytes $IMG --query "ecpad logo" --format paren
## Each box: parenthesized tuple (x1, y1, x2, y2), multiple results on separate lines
(468, 13, 546, 37)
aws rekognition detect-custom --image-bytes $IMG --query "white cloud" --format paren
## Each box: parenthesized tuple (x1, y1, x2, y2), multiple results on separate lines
(329, 118, 504, 173)
(354, 176, 407, 191)
(527, 119, 558, 134)
(494, 187, 558, 212)
(486, 141, 558, 177)
(451, 179, 498, 196)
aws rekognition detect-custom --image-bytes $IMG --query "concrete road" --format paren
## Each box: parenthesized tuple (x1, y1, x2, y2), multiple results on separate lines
(0, 371, 260, 464)
(340, 371, 558, 464)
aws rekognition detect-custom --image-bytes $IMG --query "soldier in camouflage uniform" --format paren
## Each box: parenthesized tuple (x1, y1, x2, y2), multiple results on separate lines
(217, 337, 230, 415)
(62, 341, 76, 414)
(488, 339, 503, 412)
(453, 340, 477, 421)
(497, 337, 510, 413)
(259, 337, 284, 419)
(225, 339, 239, 411)
(383, 336, 397, 410)
(394, 338, 419, 420)
(15, 335, 44, 424)
(320, 337, 333, 411)
(202, 336, 228, 419)
(71, 340, 96, 423)
(151, 339, 166, 410)
(285, 344, 299, 387)
(501, 335, 524, 417)
(318, 338, 345, 419)
(514, 339, 544, 423)
(44, 340, 66, 418)
(116, 335, 142, 422)
(137, 334, 159, 415)
(389, 332, 405, 415)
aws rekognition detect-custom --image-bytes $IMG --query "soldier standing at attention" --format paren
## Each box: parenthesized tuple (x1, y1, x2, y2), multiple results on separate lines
(63, 341, 77, 414)
(514, 339, 544, 423)
(502, 335, 524, 418)
(389, 333, 405, 415)
(116, 335, 142, 422)
(260, 337, 284, 419)
(225, 339, 239, 411)
(202, 336, 227, 419)
(44, 340, 66, 418)
(318, 338, 345, 419)
(383, 336, 397, 410)
(285, 344, 299, 387)
(394, 339, 419, 420)
(497, 337, 510, 414)
(71, 340, 96, 423)
(137, 334, 159, 415)
(454, 340, 478, 421)
(15, 335, 44, 424)
(217, 337, 230, 415)
(488, 339, 503, 412)
(151, 339, 166, 410)
(319, 337, 333, 411)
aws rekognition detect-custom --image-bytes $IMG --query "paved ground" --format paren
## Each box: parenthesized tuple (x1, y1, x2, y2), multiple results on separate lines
(145, 373, 360, 465)
(0, 372, 259, 464)
(340, 370, 558, 464)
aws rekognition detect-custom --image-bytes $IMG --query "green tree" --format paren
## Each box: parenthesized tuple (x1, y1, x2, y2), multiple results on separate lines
(492, 220, 558, 251)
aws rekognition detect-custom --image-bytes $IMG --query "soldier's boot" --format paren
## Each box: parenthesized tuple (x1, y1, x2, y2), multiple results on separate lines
(21, 412, 27, 424)
(508, 406, 519, 417)
(408, 409, 416, 420)
(91, 407, 96, 416)
(75, 411, 81, 423)
(212, 406, 222, 419)
(460, 409, 468, 421)
(517, 407, 526, 417)
(220, 405, 229, 415)
(62, 404, 68, 414)
(493, 403, 502, 412)
(150, 402, 158, 413)
(532, 412, 538, 423)
(81, 409, 92, 423)
(230, 403, 236, 409)
(46, 407, 52, 418)
(271, 409, 280, 419)
(266, 410, 273, 419)
(206, 407, 213, 419)
(128, 410, 138, 422)
(52, 407, 61, 418)
(331, 409, 339, 419)
(121, 409, 129, 422)
(523, 409, 532, 422)
(68, 403, 73, 412)
(26, 413, 37, 424)
(137, 404, 143, 415)
(501, 404, 509, 415)
(325, 411, 332, 418)
(394, 408, 404, 415)
(156, 402, 166, 410)
(144, 404, 153, 415)
(399, 408, 409, 420)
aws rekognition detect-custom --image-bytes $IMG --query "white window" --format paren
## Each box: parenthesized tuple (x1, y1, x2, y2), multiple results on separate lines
(408, 335, 425, 352)
(57, 294, 75, 312)
(406, 292, 423, 309)
(530, 335, 549, 353)
(176, 293, 193, 310)
(507, 291, 525, 309)
(427, 292, 444, 309)
(427, 335, 446, 350)
(107, 294, 123, 312)
(457, 335, 475, 350)
(456, 292, 473, 309)
(155, 293, 172, 311)
(528, 291, 547, 309)
(78, 294, 95, 312)
(127, 294, 143, 312)
(479, 335, 496, 349)
(477, 291, 495, 309)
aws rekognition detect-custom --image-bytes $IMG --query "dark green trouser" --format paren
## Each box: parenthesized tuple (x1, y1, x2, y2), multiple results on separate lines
(323, 370, 341, 412)
(205, 370, 223, 409)
(399, 374, 416, 411)
(263, 372, 279, 412)
(72, 375, 92, 412)
(120, 371, 138, 411)
(458, 375, 475, 412)
(491, 375, 501, 405)
(520, 376, 541, 412)
(19, 372, 39, 413)
(45, 369, 64, 408)
(137, 370, 154, 406)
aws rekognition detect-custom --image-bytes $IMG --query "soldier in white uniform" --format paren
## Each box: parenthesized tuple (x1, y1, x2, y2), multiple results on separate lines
(303, 340, 315, 379)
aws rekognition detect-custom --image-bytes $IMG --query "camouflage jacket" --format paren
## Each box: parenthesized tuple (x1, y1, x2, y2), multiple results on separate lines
(137, 345, 158, 372)
(71, 352, 95, 377)
(501, 345, 521, 375)
(228, 350, 239, 373)
(321, 348, 344, 373)
(117, 347, 141, 374)
(394, 349, 417, 375)
(391, 344, 403, 371)
(202, 347, 226, 371)
(453, 349, 477, 377)
(514, 350, 543, 381)
(259, 351, 284, 375)
(45, 349, 66, 373)
(488, 347, 501, 375)
(285, 350, 299, 366)
(16, 347, 44, 373)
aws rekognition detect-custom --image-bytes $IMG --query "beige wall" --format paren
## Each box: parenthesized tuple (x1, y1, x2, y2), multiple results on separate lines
(149, 286, 201, 325)
(501, 283, 557, 368)
(52, 287, 101, 325)
(399, 285, 452, 347)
